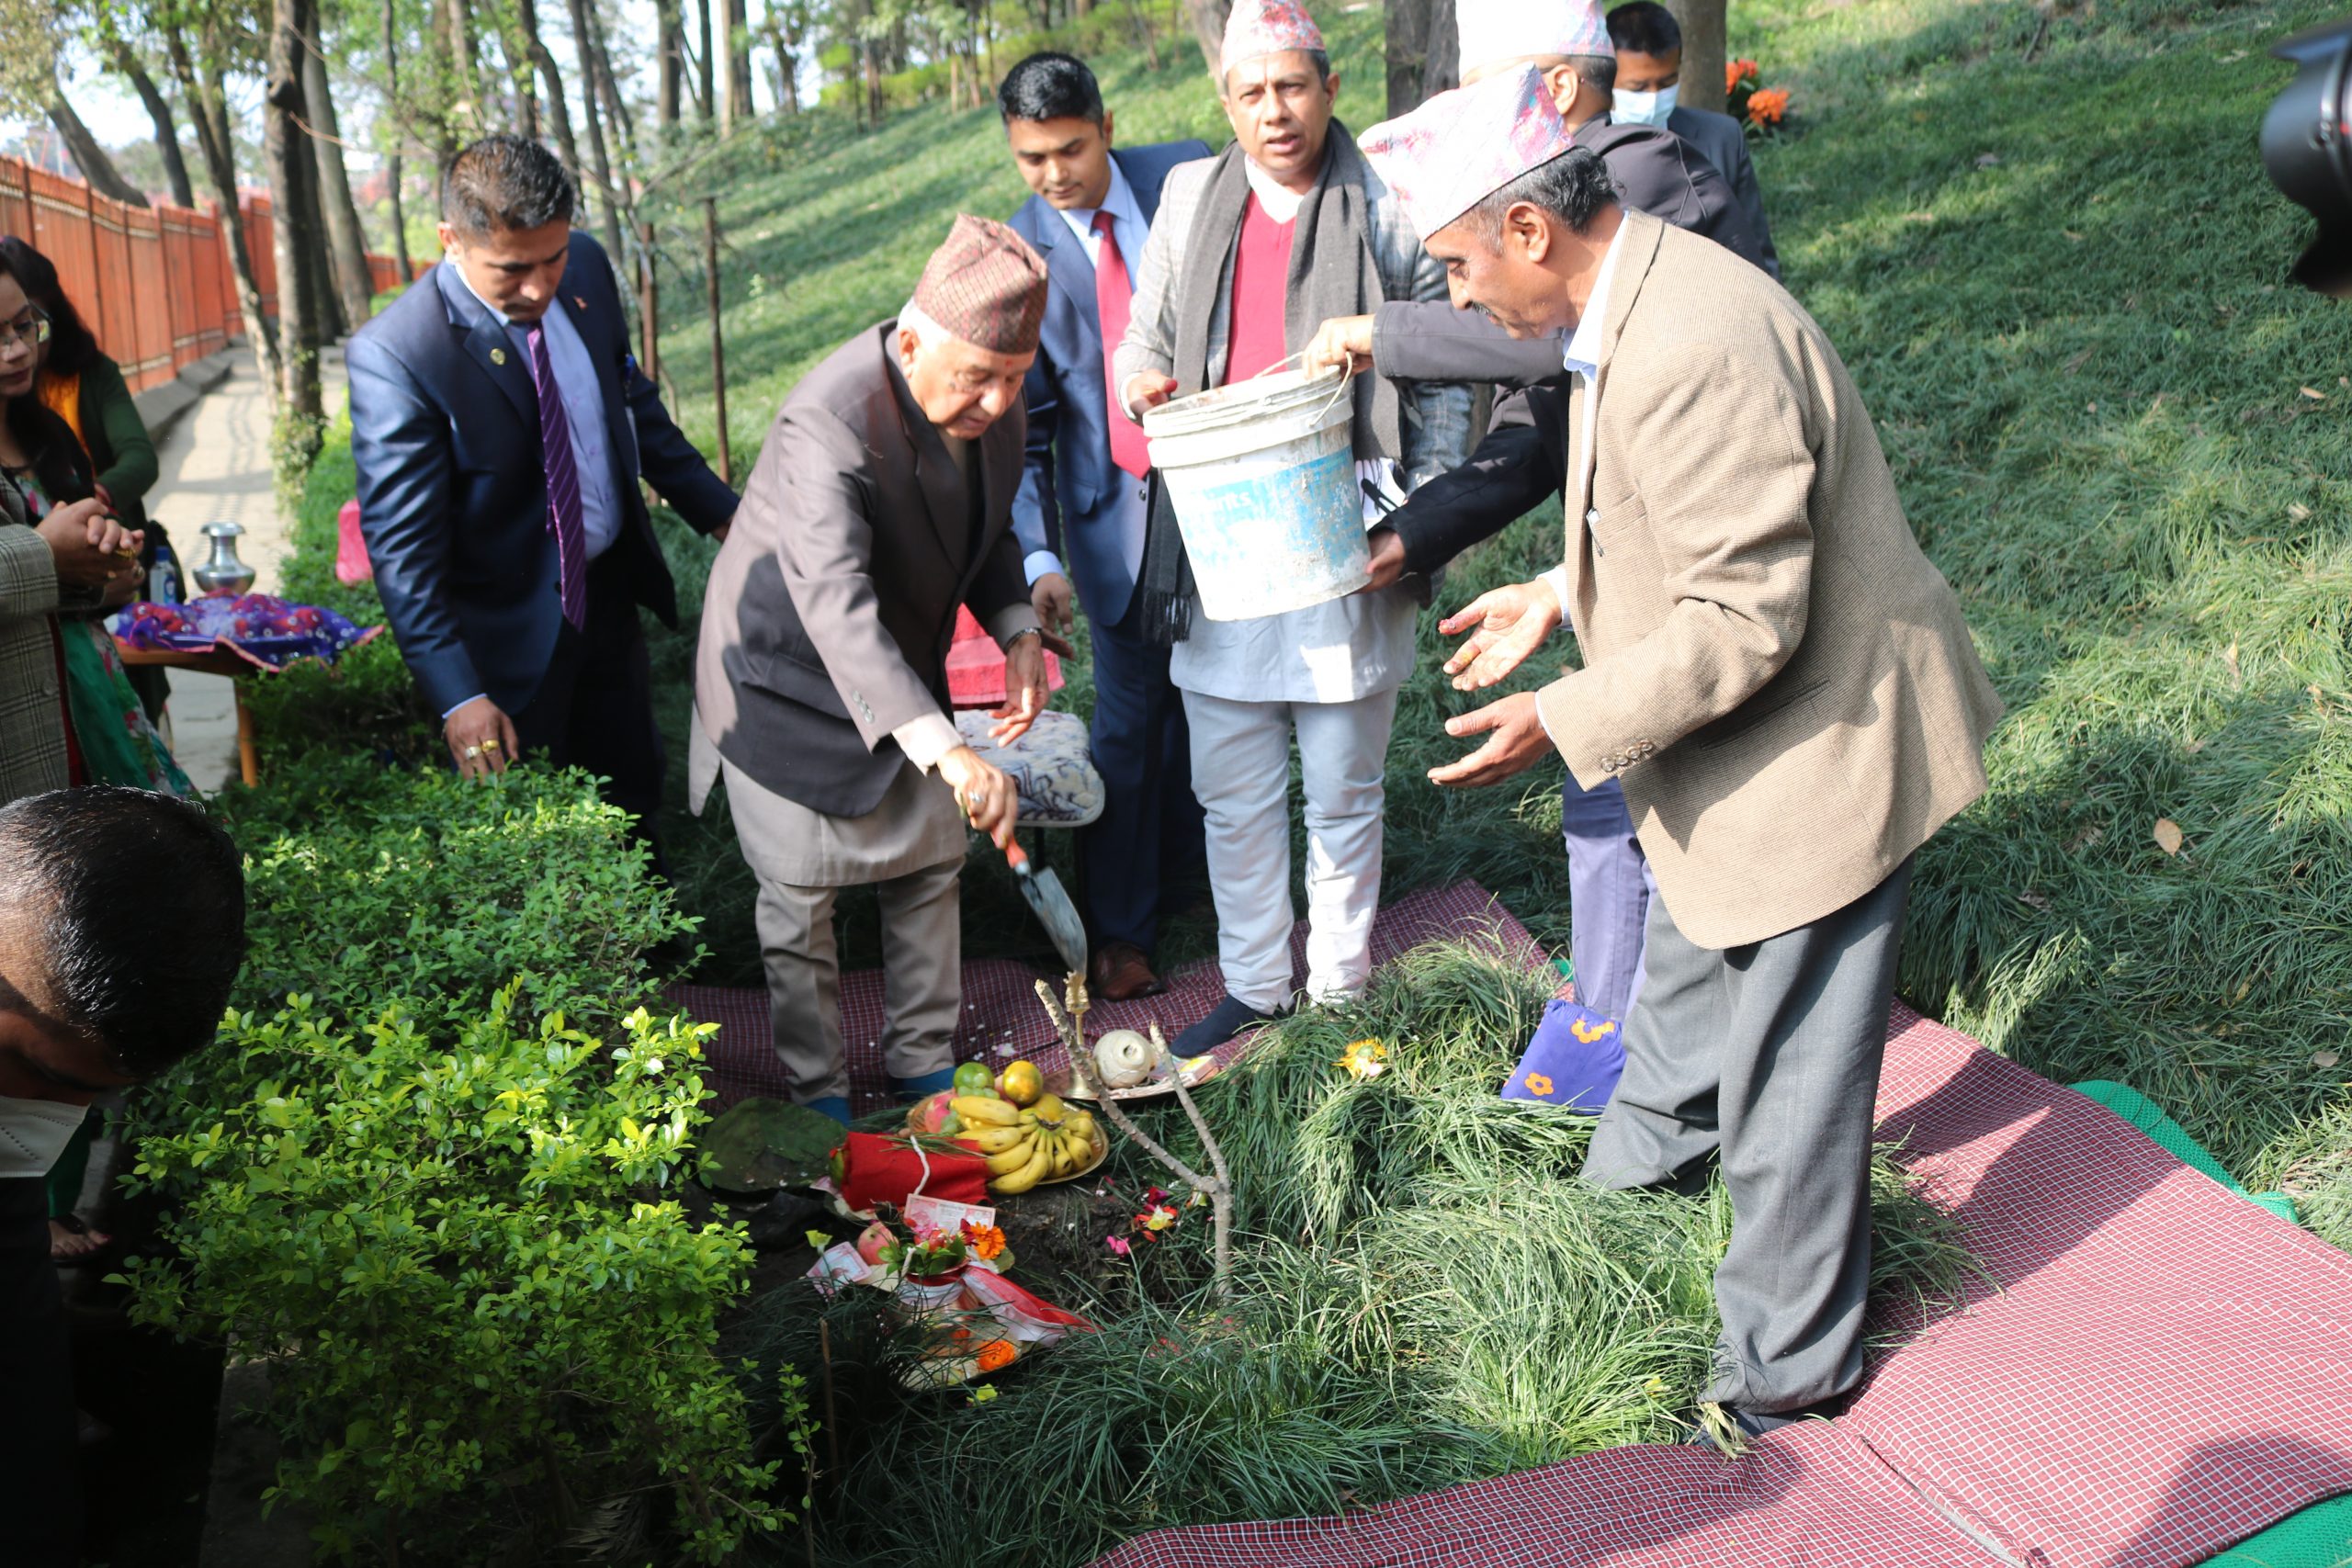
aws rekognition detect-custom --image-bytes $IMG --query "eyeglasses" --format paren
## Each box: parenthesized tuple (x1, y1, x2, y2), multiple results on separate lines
(0, 309, 51, 352)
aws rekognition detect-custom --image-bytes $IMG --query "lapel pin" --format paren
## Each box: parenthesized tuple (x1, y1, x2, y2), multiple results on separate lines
(573, 295, 587, 310)
(490, 346, 508, 366)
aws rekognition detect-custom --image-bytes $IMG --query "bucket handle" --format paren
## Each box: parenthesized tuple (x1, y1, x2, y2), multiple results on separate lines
(1247, 349, 1358, 426)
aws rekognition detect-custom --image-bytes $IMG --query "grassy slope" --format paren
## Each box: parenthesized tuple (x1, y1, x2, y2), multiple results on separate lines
(300, 0, 2352, 1184)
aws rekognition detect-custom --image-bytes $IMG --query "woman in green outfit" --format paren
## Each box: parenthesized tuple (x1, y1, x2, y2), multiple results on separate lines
(3, 237, 175, 721)
(0, 243, 189, 1263)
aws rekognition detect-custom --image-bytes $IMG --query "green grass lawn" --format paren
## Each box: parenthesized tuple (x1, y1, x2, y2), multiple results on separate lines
(630, 0, 2352, 1201)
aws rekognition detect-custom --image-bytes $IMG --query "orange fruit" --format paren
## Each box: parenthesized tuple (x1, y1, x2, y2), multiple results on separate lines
(999, 1059, 1045, 1107)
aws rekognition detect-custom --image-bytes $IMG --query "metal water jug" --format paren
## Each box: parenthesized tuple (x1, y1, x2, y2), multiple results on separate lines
(192, 522, 255, 597)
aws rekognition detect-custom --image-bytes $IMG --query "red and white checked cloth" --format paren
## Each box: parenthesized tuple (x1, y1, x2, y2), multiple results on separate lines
(1087, 1005, 2352, 1568)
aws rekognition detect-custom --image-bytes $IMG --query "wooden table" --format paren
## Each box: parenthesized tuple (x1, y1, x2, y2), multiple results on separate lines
(114, 643, 260, 787)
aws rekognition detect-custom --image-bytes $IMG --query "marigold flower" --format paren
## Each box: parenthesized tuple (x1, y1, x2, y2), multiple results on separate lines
(1525, 1072, 1555, 1096)
(1747, 87, 1790, 125)
(1727, 58, 1760, 89)
(975, 1339, 1018, 1373)
(1337, 1038, 1388, 1080)
(960, 1221, 1007, 1261)
(1135, 1203, 1178, 1236)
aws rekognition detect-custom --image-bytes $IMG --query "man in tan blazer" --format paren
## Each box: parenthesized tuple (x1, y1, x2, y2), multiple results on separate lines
(1353, 68, 2004, 1437)
(692, 216, 1060, 1122)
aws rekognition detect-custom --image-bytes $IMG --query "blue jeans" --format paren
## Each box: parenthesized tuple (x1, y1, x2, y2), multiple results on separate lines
(1562, 772, 1654, 1021)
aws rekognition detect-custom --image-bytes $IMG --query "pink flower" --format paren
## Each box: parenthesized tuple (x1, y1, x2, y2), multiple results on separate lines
(1105, 1235, 1132, 1257)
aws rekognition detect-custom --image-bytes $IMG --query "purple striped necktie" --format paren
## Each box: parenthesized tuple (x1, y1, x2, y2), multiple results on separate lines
(525, 325, 589, 629)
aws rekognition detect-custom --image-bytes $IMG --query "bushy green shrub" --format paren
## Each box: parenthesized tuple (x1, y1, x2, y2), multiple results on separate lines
(238, 636, 433, 770)
(208, 756, 696, 1043)
(119, 994, 782, 1562)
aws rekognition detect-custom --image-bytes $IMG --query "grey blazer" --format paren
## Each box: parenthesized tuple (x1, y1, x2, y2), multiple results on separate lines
(1667, 106, 1779, 279)
(0, 482, 93, 805)
(694, 321, 1031, 818)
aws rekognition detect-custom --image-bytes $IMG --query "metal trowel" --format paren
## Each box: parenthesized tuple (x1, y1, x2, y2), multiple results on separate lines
(1003, 837, 1088, 977)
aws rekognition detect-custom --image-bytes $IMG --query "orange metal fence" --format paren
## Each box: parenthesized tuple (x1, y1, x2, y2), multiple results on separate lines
(0, 156, 424, 395)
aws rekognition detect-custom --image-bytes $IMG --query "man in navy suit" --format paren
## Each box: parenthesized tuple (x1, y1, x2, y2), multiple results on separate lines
(347, 135, 738, 852)
(1606, 1, 1780, 279)
(999, 52, 1210, 1000)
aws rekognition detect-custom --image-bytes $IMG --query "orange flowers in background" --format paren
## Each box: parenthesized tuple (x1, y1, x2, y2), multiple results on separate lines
(960, 1220, 1007, 1262)
(1726, 58, 1760, 90)
(1747, 87, 1790, 127)
(1726, 59, 1791, 133)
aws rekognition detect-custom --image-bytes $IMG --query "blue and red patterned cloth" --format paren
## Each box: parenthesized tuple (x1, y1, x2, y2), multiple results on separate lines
(113, 594, 377, 671)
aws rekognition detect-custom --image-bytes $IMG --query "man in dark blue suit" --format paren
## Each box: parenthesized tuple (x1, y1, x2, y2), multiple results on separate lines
(347, 135, 738, 851)
(999, 52, 1210, 1000)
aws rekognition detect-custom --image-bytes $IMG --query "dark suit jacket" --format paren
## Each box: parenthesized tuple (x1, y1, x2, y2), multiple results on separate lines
(694, 321, 1031, 817)
(346, 232, 739, 716)
(1576, 116, 1761, 272)
(1667, 106, 1779, 279)
(1008, 139, 1210, 625)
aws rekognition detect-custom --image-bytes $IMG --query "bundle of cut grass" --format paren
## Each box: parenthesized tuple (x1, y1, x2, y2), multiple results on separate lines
(731, 940, 1971, 1568)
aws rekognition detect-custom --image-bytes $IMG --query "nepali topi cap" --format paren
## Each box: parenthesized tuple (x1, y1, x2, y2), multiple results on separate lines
(1359, 63, 1576, 243)
(910, 213, 1050, 355)
(1220, 0, 1327, 76)
(1456, 0, 1615, 81)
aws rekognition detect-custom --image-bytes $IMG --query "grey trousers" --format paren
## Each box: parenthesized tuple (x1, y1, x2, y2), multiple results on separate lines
(1583, 858, 1913, 1414)
(751, 861, 963, 1104)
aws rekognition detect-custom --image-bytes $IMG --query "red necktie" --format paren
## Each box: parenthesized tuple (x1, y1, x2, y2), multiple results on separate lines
(1092, 210, 1150, 479)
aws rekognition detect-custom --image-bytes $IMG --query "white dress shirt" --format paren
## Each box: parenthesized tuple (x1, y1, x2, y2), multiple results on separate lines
(1539, 222, 1628, 620)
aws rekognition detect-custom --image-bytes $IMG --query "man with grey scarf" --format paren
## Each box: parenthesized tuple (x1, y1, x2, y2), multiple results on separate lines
(1114, 0, 1471, 1055)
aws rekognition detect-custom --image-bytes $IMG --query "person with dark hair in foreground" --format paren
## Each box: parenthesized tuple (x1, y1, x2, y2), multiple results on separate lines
(1351, 68, 2002, 1438)
(0, 786, 246, 1567)
(997, 51, 1210, 1001)
(1606, 0, 1780, 278)
(347, 134, 738, 859)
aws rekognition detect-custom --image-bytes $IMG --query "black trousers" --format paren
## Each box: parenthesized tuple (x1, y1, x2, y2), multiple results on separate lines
(0, 1178, 78, 1566)
(1079, 592, 1205, 954)
(510, 555, 666, 869)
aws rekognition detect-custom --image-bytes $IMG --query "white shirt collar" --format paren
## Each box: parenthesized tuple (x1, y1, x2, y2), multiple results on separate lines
(1242, 154, 1310, 224)
(1055, 157, 1148, 251)
(1560, 220, 1628, 378)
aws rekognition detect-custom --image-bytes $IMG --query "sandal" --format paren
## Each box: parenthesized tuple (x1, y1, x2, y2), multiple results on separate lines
(48, 1213, 111, 1267)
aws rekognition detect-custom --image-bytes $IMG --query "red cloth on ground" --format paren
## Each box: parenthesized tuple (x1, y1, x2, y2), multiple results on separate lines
(833, 1130, 992, 1213)
(1224, 195, 1295, 385)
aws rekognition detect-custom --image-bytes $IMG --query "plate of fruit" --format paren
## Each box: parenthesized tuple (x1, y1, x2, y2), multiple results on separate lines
(905, 1059, 1110, 1194)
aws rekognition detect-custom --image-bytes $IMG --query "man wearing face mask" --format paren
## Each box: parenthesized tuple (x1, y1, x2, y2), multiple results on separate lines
(693, 216, 1063, 1123)
(0, 786, 246, 1565)
(1608, 1, 1779, 279)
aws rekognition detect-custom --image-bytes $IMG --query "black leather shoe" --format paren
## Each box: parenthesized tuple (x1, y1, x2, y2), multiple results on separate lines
(1170, 995, 1283, 1056)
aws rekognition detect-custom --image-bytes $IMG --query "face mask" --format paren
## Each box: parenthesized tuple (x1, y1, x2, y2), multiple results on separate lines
(1613, 85, 1679, 128)
(0, 1096, 88, 1179)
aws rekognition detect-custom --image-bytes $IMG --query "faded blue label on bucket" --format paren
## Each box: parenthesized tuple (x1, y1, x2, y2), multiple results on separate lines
(1171, 445, 1366, 621)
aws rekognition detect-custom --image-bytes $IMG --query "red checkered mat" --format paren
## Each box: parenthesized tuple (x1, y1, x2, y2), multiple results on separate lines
(667, 880, 1542, 1116)
(1086, 1005, 2352, 1568)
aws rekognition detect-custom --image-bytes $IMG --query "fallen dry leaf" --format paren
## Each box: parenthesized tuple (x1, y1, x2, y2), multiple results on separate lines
(2301, 387, 2328, 400)
(2154, 818, 2185, 855)
(2064, 347, 2095, 373)
(2063, 229, 2086, 243)
(2020, 890, 2052, 909)
(2290, 502, 2314, 522)
(2314, 1050, 2341, 1069)
(2223, 640, 2242, 685)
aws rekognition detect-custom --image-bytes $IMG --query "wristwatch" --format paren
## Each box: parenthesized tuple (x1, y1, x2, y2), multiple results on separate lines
(1005, 626, 1046, 649)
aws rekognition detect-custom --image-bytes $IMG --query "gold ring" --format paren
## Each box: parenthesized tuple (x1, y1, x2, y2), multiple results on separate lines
(463, 743, 482, 759)
(481, 738, 502, 751)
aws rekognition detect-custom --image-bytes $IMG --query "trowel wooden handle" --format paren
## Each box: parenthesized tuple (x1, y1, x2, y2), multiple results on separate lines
(1002, 838, 1031, 874)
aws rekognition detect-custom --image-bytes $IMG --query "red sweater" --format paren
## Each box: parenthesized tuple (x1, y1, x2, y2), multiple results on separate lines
(1224, 195, 1295, 385)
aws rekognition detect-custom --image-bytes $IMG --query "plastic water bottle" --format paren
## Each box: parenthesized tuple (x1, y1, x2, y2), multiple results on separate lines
(149, 541, 182, 605)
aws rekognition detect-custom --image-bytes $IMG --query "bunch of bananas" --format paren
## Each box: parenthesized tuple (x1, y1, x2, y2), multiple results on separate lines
(952, 1093, 1106, 1195)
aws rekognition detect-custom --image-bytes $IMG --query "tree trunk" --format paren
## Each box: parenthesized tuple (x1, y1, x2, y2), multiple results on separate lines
(587, 5, 638, 157)
(1664, 0, 1725, 113)
(303, 147, 347, 342)
(46, 93, 150, 207)
(382, 0, 414, 282)
(301, 30, 375, 327)
(1181, 0, 1230, 76)
(164, 18, 279, 395)
(563, 0, 630, 257)
(514, 0, 586, 185)
(444, 0, 486, 132)
(695, 0, 717, 121)
(501, 14, 541, 138)
(109, 44, 198, 208)
(266, 0, 325, 434)
(656, 0, 684, 124)
(721, 0, 755, 130)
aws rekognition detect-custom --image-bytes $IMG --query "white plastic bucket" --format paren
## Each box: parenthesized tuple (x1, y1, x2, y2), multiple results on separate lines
(1143, 367, 1365, 622)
